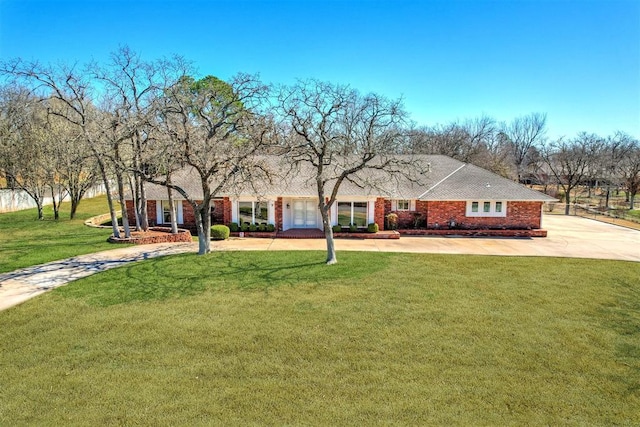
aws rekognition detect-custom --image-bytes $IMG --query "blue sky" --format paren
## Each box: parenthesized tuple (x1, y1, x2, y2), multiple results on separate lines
(1, 0, 638, 139)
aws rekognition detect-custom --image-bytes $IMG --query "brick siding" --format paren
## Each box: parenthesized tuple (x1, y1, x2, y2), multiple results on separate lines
(276, 197, 283, 231)
(374, 198, 386, 230)
(426, 201, 542, 229)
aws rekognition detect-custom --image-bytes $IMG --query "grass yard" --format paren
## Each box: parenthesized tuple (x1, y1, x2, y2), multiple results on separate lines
(0, 196, 121, 273)
(1, 251, 638, 425)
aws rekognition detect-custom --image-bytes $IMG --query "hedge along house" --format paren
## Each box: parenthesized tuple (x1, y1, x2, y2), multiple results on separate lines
(124, 155, 556, 237)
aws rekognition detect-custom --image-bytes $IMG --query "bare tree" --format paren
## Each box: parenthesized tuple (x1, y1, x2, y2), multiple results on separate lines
(140, 73, 272, 254)
(617, 135, 640, 209)
(542, 132, 601, 215)
(1, 59, 123, 237)
(503, 113, 547, 183)
(0, 85, 49, 219)
(276, 79, 418, 264)
(92, 46, 164, 232)
(409, 115, 509, 174)
(595, 131, 634, 208)
(44, 99, 98, 219)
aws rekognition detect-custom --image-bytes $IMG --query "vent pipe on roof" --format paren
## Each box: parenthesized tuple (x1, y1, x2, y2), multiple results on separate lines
(427, 162, 431, 173)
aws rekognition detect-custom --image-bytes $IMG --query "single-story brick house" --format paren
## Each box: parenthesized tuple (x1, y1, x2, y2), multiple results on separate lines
(125, 155, 556, 236)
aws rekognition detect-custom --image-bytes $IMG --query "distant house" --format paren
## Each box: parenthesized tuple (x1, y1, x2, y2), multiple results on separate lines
(125, 155, 555, 236)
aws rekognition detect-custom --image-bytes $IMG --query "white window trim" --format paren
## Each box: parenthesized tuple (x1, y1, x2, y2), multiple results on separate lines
(236, 200, 271, 224)
(334, 200, 370, 226)
(157, 200, 184, 224)
(392, 199, 415, 211)
(466, 200, 506, 217)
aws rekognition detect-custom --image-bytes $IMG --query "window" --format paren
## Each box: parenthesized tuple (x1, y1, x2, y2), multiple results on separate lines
(238, 202, 253, 225)
(158, 200, 183, 224)
(396, 200, 410, 211)
(162, 201, 173, 223)
(337, 201, 368, 226)
(238, 201, 269, 224)
(337, 202, 351, 226)
(466, 201, 506, 217)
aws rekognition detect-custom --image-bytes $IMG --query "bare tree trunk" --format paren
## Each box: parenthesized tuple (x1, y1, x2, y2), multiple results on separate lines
(321, 208, 337, 265)
(50, 185, 60, 220)
(565, 190, 571, 215)
(167, 176, 178, 234)
(97, 159, 120, 238)
(116, 173, 131, 238)
(70, 197, 80, 219)
(630, 194, 636, 210)
(194, 202, 211, 255)
(138, 174, 149, 231)
(36, 200, 44, 221)
(128, 176, 142, 231)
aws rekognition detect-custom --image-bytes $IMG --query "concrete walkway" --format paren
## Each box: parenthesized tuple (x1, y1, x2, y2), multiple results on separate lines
(1, 215, 638, 311)
(0, 243, 194, 311)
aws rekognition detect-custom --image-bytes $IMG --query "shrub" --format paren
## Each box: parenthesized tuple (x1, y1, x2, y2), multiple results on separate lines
(386, 213, 398, 230)
(367, 223, 379, 233)
(249, 224, 257, 232)
(258, 223, 266, 232)
(332, 225, 342, 233)
(211, 225, 230, 240)
(241, 223, 250, 232)
(229, 222, 239, 232)
(266, 224, 275, 232)
(349, 224, 358, 233)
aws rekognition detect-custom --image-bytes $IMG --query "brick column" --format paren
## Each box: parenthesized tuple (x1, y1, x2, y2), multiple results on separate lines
(148, 200, 157, 226)
(375, 197, 386, 230)
(125, 200, 137, 226)
(276, 197, 283, 231)
(223, 197, 232, 224)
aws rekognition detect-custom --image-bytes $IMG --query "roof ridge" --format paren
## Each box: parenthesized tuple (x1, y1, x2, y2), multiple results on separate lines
(418, 163, 466, 199)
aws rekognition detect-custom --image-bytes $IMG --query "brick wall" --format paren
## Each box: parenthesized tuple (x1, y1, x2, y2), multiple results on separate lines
(147, 200, 157, 226)
(183, 201, 197, 226)
(125, 200, 136, 225)
(425, 201, 465, 229)
(382, 199, 429, 229)
(374, 198, 386, 230)
(276, 197, 283, 231)
(223, 197, 232, 224)
(426, 201, 543, 229)
(211, 199, 225, 224)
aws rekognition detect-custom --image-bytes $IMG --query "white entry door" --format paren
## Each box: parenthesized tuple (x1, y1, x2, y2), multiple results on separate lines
(292, 200, 317, 228)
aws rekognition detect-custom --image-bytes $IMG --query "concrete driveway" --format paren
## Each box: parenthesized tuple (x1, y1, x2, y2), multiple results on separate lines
(212, 215, 640, 262)
(1, 214, 638, 311)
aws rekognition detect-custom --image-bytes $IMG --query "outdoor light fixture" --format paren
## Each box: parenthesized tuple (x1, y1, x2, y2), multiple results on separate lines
(286, 203, 290, 209)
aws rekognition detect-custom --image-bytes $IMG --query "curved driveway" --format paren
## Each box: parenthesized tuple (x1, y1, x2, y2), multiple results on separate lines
(1, 215, 638, 311)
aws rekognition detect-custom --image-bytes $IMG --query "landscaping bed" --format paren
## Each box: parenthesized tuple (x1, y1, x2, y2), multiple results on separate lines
(397, 228, 548, 237)
(108, 227, 193, 244)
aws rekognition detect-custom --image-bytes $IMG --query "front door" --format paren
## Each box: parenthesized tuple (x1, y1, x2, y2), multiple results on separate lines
(292, 200, 317, 228)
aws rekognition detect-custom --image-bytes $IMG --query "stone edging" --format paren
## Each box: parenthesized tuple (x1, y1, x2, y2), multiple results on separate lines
(108, 227, 193, 245)
(84, 211, 121, 229)
(85, 213, 193, 245)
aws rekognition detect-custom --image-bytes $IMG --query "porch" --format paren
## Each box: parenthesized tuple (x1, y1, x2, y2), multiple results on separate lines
(276, 228, 400, 239)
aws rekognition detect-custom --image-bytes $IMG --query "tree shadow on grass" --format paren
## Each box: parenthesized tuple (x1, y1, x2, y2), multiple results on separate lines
(56, 251, 392, 307)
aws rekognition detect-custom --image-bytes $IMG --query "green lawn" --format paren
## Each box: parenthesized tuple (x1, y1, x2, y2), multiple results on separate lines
(0, 196, 121, 273)
(1, 251, 638, 425)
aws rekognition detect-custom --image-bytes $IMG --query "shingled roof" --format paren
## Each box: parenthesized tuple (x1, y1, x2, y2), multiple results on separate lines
(418, 162, 556, 201)
(137, 155, 555, 202)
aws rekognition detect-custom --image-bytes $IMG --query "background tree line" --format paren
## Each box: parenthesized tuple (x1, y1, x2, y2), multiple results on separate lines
(1, 47, 639, 259)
